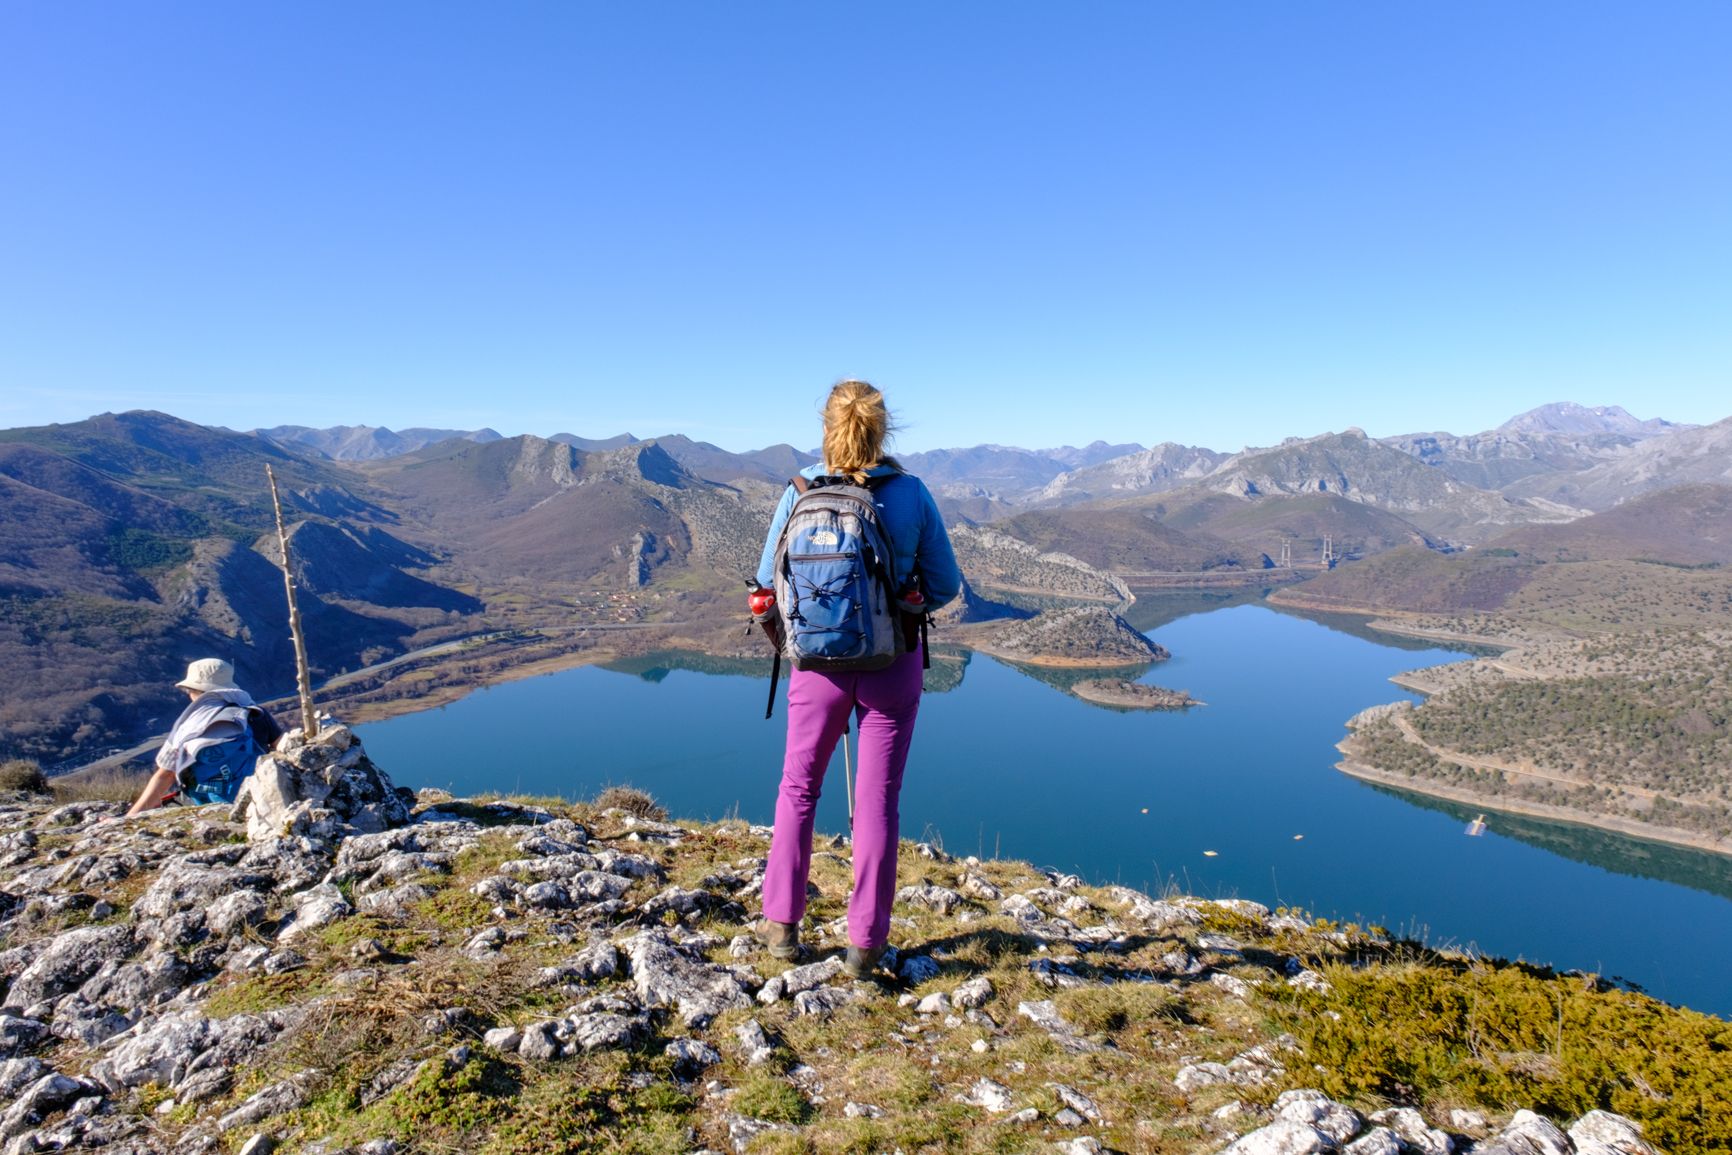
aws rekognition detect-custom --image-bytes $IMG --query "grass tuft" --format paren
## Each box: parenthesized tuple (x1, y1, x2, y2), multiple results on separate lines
(593, 784, 668, 821)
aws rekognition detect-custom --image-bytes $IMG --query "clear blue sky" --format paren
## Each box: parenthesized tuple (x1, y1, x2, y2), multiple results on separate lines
(2, 2, 1727, 454)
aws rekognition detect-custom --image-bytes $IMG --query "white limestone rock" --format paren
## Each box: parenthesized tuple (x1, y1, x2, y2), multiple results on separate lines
(1344, 1127, 1402, 1155)
(733, 1019, 776, 1066)
(482, 1026, 522, 1053)
(1449, 1109, 1488, 1132)
(1221, 1119, 1335, 1155)
(1369, 1106, 1453, 1155)
(0, 1058, 51, 1099)
(277, 885, 353, 943)
(6, 925, 136, 1009)
(1483, 1110, 1573, 1155)
(723, 1113, 797, 1154)
(953, 975, 995, 1008)
(623, 928, 752, 1028)
(958, 1077, 1016, 1113)
(1275, 1091, 1360, 1145)
(959, 873, 1003, 900)
(1568, 1111, 1657, 1155)
(1047, 1083, 1104, 1124)
(897, 884, 964, 914)
(792, 986, 861, 1018)
(757, 956, 844, 1005)
(216, 1073, 313, 1133)
(664, 1037, 722, 1076)
(1106, 886, 1202, 932)
(237, 725, 411, 842)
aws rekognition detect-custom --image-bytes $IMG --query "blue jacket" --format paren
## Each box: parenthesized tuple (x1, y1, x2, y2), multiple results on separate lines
(755, 463, 962, 612)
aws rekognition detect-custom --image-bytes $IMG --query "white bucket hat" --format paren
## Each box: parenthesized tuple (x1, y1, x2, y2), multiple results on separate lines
(175, 658, 240, 694)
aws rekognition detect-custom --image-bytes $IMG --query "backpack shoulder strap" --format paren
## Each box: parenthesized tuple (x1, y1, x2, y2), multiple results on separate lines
(788, 476, 811, 495)
(246, 705, 284, 753)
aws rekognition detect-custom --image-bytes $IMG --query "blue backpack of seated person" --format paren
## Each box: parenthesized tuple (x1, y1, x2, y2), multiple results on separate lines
(771, 474, 904, 674)
(176, 707, 281, 805)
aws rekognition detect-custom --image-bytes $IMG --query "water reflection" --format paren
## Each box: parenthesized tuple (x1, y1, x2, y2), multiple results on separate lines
(1368, 782, 1732, 904)
(603, 649, 974, 695)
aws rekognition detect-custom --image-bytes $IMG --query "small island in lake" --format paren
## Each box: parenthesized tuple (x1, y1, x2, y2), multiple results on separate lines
(1071, 677, 1202, 709)
(971, 605, 1170, 667)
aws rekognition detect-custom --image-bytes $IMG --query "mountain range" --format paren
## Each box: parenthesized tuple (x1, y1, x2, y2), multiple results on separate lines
(2, 401, 1726, 763)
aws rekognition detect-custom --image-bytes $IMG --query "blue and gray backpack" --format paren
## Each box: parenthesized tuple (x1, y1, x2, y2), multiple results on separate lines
(773, 474, 904, 672)
(757, 474, 927, 717)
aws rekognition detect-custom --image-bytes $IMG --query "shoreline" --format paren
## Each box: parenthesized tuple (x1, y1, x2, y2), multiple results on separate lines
(1334, 750, 1732, 859)
(61, 625, 1159, 779)
(964, 644, 1163, 669)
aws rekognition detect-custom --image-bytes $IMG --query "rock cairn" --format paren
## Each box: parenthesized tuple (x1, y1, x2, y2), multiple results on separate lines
(233, 723, 413, 842)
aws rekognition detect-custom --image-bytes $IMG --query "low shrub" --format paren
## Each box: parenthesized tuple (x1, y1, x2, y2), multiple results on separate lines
(1279, 958, 1732, 1154)
(0, 759, 50, 795)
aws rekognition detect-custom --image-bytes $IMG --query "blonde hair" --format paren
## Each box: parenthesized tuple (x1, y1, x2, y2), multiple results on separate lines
(821, 379, 898, 484)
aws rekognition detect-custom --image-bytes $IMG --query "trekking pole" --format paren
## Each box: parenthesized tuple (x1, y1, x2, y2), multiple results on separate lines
(842, 723, 855, 829)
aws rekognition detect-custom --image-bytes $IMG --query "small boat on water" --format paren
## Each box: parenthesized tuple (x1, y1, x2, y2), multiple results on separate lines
(1466, 814, 1487, 836)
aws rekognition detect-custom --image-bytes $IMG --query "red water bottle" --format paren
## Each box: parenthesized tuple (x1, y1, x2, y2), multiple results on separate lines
(748, 583, 784, 652)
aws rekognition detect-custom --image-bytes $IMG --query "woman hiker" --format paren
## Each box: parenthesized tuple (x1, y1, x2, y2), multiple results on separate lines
(753, 380, 961, 978)
(124, 658, 283, 816)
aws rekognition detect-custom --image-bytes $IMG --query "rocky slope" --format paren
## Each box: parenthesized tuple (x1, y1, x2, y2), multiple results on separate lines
(0, 744, 1716, 1154)
(947, 528, 1132, 603)
(1270, 483, 1732, 624)
(1502, 417, 1732, 512)
(1034, 444, 1227, 506)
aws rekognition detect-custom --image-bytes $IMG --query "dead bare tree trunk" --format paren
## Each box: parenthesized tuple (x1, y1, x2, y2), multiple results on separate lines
(266, 464, 319, 737)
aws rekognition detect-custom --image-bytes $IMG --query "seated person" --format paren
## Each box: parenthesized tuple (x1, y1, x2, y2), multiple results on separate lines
(125, 658, 283, 815)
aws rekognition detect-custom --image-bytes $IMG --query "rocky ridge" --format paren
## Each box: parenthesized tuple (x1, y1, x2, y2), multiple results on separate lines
(2, 744, 1717, 1153)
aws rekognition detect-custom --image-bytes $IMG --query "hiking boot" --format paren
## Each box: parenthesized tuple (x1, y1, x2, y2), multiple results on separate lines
(755, 919, 800, 960)
(843, 944, 887, 980)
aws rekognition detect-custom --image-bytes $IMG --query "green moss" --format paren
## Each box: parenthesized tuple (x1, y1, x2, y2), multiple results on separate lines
(413, 885, 496, 931)
(202, 972, 308, 1018)
(479, 1063, 697, 1155)
(313, 912, 427, 955)
(732, 1071, 812, 1125)
(387, 1054, 521, 1137)
(481, 1075, 615, 1155)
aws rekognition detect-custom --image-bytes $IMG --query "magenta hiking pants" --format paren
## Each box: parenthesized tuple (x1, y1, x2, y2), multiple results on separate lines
(761, 649, 924, 951)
